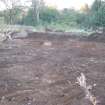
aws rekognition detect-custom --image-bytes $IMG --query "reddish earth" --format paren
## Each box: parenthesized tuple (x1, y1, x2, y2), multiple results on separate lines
(0, 32, 105, 105)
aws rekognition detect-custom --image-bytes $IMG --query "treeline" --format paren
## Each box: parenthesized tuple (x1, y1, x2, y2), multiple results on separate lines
(0, 0, 105, 30)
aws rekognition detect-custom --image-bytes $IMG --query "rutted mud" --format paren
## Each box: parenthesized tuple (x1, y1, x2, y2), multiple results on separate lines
(0, 33, 105, 105)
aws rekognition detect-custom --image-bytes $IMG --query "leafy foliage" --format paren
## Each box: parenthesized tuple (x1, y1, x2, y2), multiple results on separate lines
(1, 0, 105, 31)
(58, 9, 78, 27)
(3, 7, 22, 24)
(88, 0, 105, 29)
(39, 7, 60, 24)
(22, 9, 36, 26)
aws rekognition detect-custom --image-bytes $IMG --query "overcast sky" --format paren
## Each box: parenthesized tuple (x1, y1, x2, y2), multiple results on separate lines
(0, 0, 95, 10)
(44, 0, 95, 10)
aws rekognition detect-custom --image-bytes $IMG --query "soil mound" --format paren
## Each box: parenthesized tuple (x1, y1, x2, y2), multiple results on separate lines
(88, 32, 105, 42)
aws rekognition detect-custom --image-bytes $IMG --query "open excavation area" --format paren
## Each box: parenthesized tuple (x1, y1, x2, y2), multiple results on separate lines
(0, 32, 105, 105)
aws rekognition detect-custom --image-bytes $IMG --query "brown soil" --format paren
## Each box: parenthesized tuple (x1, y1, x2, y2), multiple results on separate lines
(88, 32, 105, 42)
(0, 32, 105, 105)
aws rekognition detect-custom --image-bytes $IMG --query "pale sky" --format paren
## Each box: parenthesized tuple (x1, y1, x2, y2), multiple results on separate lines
(44, 0, 95, 10)
(0, 0, 95, 10)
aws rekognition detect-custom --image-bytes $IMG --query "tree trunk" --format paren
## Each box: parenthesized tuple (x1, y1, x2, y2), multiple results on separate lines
(32, 0, 40, 25)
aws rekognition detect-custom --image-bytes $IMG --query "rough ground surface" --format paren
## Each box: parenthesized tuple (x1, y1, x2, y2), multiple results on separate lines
(0, 32, 105, 105)
(87, 32, 105, 42)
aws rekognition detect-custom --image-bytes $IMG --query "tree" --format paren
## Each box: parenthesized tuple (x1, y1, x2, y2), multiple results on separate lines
(91, 0, 102, 12)
(88, 0, 105, 32)
(58, 8, 78, 27)
(39, 7, 59, 24)
(31, 0, 40, 25)
(22, 9, 35, 26)
(3, 7, 23, 24)
(76, 13, 87, 28)
(0, 0, 21, 24)
(80, 3, 89, 13)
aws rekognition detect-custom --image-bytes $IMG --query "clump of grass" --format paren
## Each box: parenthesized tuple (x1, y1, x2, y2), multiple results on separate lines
(77, 73, 99, 105)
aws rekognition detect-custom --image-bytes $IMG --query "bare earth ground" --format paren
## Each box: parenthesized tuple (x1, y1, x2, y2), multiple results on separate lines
(0, 32, 105, 105)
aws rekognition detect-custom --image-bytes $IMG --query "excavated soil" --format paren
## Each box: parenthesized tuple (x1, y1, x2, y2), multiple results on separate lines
(0, 32, 105, 105)
(87, 32, 105, 42)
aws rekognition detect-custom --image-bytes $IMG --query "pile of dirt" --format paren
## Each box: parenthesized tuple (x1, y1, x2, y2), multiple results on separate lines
(88, 32, 105, 42)
(45, 28, 64, 33)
